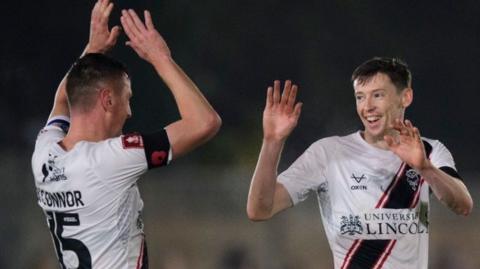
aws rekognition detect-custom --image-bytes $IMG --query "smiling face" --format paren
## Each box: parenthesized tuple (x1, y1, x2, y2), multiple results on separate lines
(354, 72, 412, 146)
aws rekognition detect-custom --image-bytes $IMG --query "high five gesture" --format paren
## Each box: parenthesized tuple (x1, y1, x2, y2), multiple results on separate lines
(263, 80, 303, 142)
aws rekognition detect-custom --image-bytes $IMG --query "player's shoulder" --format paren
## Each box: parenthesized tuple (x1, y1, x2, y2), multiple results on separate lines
(421, 136, 448, 150)
(82, 133, 144, 156)
(310, 132, 357, 149)
(34, 116, 70, 147)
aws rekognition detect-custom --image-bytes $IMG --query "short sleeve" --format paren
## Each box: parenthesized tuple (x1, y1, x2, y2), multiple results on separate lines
(92, 134, 148, 189)
(278, 140, 329, 205)
(34, 116, 70, 152)
(427, 139, 462, 180)
(92, 130, 172, 190)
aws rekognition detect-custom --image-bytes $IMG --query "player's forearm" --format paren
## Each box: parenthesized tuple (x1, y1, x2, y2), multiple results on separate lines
(419, 162, 473, 216)
(49, 44, 107, 121)
(48, 77, 70, 120)
(247, 139, 285, 221)
(151, 56, 221, 137)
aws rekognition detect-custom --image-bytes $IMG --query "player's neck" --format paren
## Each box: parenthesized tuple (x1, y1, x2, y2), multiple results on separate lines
(60, 114, 113, 151)
(361, 131, 390, 150)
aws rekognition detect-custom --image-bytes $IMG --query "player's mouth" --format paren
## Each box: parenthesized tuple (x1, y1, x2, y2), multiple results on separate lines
(364, 115, 382, 128)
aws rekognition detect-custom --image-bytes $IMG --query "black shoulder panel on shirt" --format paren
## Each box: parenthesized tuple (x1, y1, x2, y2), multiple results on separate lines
(141, 130, 170, 169)
(439, 166, 463, 181)
(422, 140, 433, 157)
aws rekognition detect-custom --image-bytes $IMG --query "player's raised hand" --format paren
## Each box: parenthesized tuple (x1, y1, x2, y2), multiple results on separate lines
(385, 119, 429, 170)
(263, 80, 303, 142)
(87, 0, 121, 53)
(120, 9, 171, 63)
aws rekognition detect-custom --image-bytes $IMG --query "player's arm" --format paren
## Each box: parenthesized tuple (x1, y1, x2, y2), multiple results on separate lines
(48, 0, 121, 121)
(416, 160, 472, 216)
(247, 80, 303, 221)
(385, 119, 473, 216)
(120, 10, 221, 159)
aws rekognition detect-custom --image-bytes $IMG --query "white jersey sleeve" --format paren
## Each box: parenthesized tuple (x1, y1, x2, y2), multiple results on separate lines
(91, 135, 149, 192)
(424, 138, 461, 179)
(34, 116, 70, 151)
(426, 139, 456, 169)
(278, 138, 333, 205)
(81, 130, 172, 193)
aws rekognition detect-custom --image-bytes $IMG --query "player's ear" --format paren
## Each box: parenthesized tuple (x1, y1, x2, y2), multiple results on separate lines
(401, 88, 413, 108)
(99, 88, 114, 112)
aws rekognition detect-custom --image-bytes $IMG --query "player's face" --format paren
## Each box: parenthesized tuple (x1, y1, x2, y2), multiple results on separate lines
(353, 72, 412, 144)
(111, 75, 132, 136)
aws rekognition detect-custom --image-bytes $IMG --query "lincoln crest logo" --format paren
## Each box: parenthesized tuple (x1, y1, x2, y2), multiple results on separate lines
(405, 169, 420, 191)
(340, 215, 363, 235)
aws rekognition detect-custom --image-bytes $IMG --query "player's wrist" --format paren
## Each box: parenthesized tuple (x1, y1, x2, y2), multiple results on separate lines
(414, 159, 434, 174)
(262, 135, 287, 145)
(84, 43, 108, 55)
(149, 53, 173, 66)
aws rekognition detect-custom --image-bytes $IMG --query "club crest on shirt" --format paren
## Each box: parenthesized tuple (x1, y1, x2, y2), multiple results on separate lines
(42, 154, 67, 182)
(122, 133, 144, 149)
(340, 215, 363, 235)
(405, 169, 420, 191)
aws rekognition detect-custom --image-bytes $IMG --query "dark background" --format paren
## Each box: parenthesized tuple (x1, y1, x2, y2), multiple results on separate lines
(1, 1, 478, 268)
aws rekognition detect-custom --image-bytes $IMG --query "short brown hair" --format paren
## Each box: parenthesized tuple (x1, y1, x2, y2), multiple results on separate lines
(351, 57, 412, 92)
(66, 53, 129, 111)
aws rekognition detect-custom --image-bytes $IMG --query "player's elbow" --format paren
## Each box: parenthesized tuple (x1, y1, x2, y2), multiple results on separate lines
(196, 113, 222, 141)
(446, 196, 473, 216)
(206, 112, 222, 137)
(247, 210, 270, 222)
(457, 197, 473, 216)
(246, 205, 272, 222)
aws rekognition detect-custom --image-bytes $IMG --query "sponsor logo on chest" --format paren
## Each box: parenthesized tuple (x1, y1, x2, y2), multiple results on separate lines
(350, 173, 368, 190)
(338, 207, 429, 239)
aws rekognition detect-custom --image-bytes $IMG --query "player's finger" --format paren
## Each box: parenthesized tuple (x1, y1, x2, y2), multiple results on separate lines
(390, 118, 402, 131)
(395, 119, 408, 135)
(404, 119, 414, 137)
(91, 1, 102, 22)
(124, 10, 143, 35)
(121, 11, 139, 40)
(128, 9, 147, 34)
(281, 80, 292, 106)
(287, 85, 298, 108)
(413, 127, 422, 141)
(293, 102, 303, 118)
(273, 80, 281, 104)
(92, 0, 100, 14)
(266, 86, 273, 108)
(144, 10, 155, 30)
(103, 2, 114, 19)
(99, 0, 109, 11)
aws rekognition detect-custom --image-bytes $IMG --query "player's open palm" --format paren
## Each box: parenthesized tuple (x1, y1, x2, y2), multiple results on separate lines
(263, 80, 303, 141)
(88, 0, 121, 53)
(385, 119, 429, 170)
(121, 9, 171, 62)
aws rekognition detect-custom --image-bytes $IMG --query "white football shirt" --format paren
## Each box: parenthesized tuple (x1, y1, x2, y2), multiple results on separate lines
(32, 116, 171, 269)
(278, 131, 459, 269)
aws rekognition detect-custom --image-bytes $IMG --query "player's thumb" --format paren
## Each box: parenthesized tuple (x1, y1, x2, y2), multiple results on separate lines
(107, 26, 122, 46)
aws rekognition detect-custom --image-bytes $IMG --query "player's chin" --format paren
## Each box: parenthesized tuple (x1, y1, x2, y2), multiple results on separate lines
(364, 126, 387, 141)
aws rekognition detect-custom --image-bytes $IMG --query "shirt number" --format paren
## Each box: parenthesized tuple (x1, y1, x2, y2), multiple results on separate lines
(46, 211, 92, 268)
